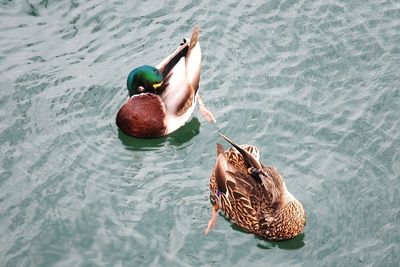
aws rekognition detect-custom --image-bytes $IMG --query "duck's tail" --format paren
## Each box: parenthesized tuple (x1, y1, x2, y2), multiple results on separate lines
(220, 134, 262, 170)
(188, 26, 200, 53)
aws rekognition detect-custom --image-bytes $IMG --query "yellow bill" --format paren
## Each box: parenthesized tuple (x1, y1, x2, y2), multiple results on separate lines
(153, 81, 163, 91)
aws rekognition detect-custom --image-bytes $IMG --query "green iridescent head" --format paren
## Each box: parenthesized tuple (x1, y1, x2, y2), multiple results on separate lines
(127, 65, 163, 97)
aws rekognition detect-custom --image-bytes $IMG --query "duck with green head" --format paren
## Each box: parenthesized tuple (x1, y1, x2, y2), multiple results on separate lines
(116, 27, 215, 138)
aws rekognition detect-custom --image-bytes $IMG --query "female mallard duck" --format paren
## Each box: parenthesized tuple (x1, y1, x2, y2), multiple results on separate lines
(116, 27, 215, 138)
(205, 134, 306, 240)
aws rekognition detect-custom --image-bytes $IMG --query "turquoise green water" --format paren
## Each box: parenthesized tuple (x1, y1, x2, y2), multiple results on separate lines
(1, 0, 399, 266)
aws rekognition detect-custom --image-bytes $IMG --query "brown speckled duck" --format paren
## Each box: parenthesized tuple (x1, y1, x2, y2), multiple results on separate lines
(205, 134, 306, 240)
(116, 27, 215, 138)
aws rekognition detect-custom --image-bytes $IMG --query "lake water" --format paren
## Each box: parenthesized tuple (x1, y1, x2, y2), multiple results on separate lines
(1, 0, 399, 266)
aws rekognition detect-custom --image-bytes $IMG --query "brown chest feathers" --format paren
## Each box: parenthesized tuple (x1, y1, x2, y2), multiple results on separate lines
(116, 94, 166, 138)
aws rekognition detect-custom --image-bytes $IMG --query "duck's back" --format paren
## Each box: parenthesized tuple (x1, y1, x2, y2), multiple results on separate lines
(210, 144, 306, 240)
(210, 146, 267, 230)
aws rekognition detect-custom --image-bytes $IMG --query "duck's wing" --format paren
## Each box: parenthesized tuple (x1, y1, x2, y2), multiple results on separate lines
(221, 134, 285, 208)
(156, 39, 189, 80)
(185, 26, 201, 93)
(157, 27, 201, 116)
(213, 153, 261, 231)
(258, 166, 285, 208)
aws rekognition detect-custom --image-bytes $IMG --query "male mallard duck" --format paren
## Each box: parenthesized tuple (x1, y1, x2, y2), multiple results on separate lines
(205, 134, 306, 240)
(116, 27, 215, 138)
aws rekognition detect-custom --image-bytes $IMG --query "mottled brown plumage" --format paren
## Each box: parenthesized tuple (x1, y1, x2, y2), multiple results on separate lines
(206, 134, 306, 240)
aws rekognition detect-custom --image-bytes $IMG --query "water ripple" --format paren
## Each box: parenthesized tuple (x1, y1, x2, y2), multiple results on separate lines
(1, 0, 400, 266)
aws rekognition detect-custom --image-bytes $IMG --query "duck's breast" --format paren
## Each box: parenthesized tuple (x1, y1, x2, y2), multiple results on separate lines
(116, 93, 167, 138)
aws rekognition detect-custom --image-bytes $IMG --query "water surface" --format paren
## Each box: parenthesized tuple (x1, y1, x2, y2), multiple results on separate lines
(1, 0, 399, 266)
